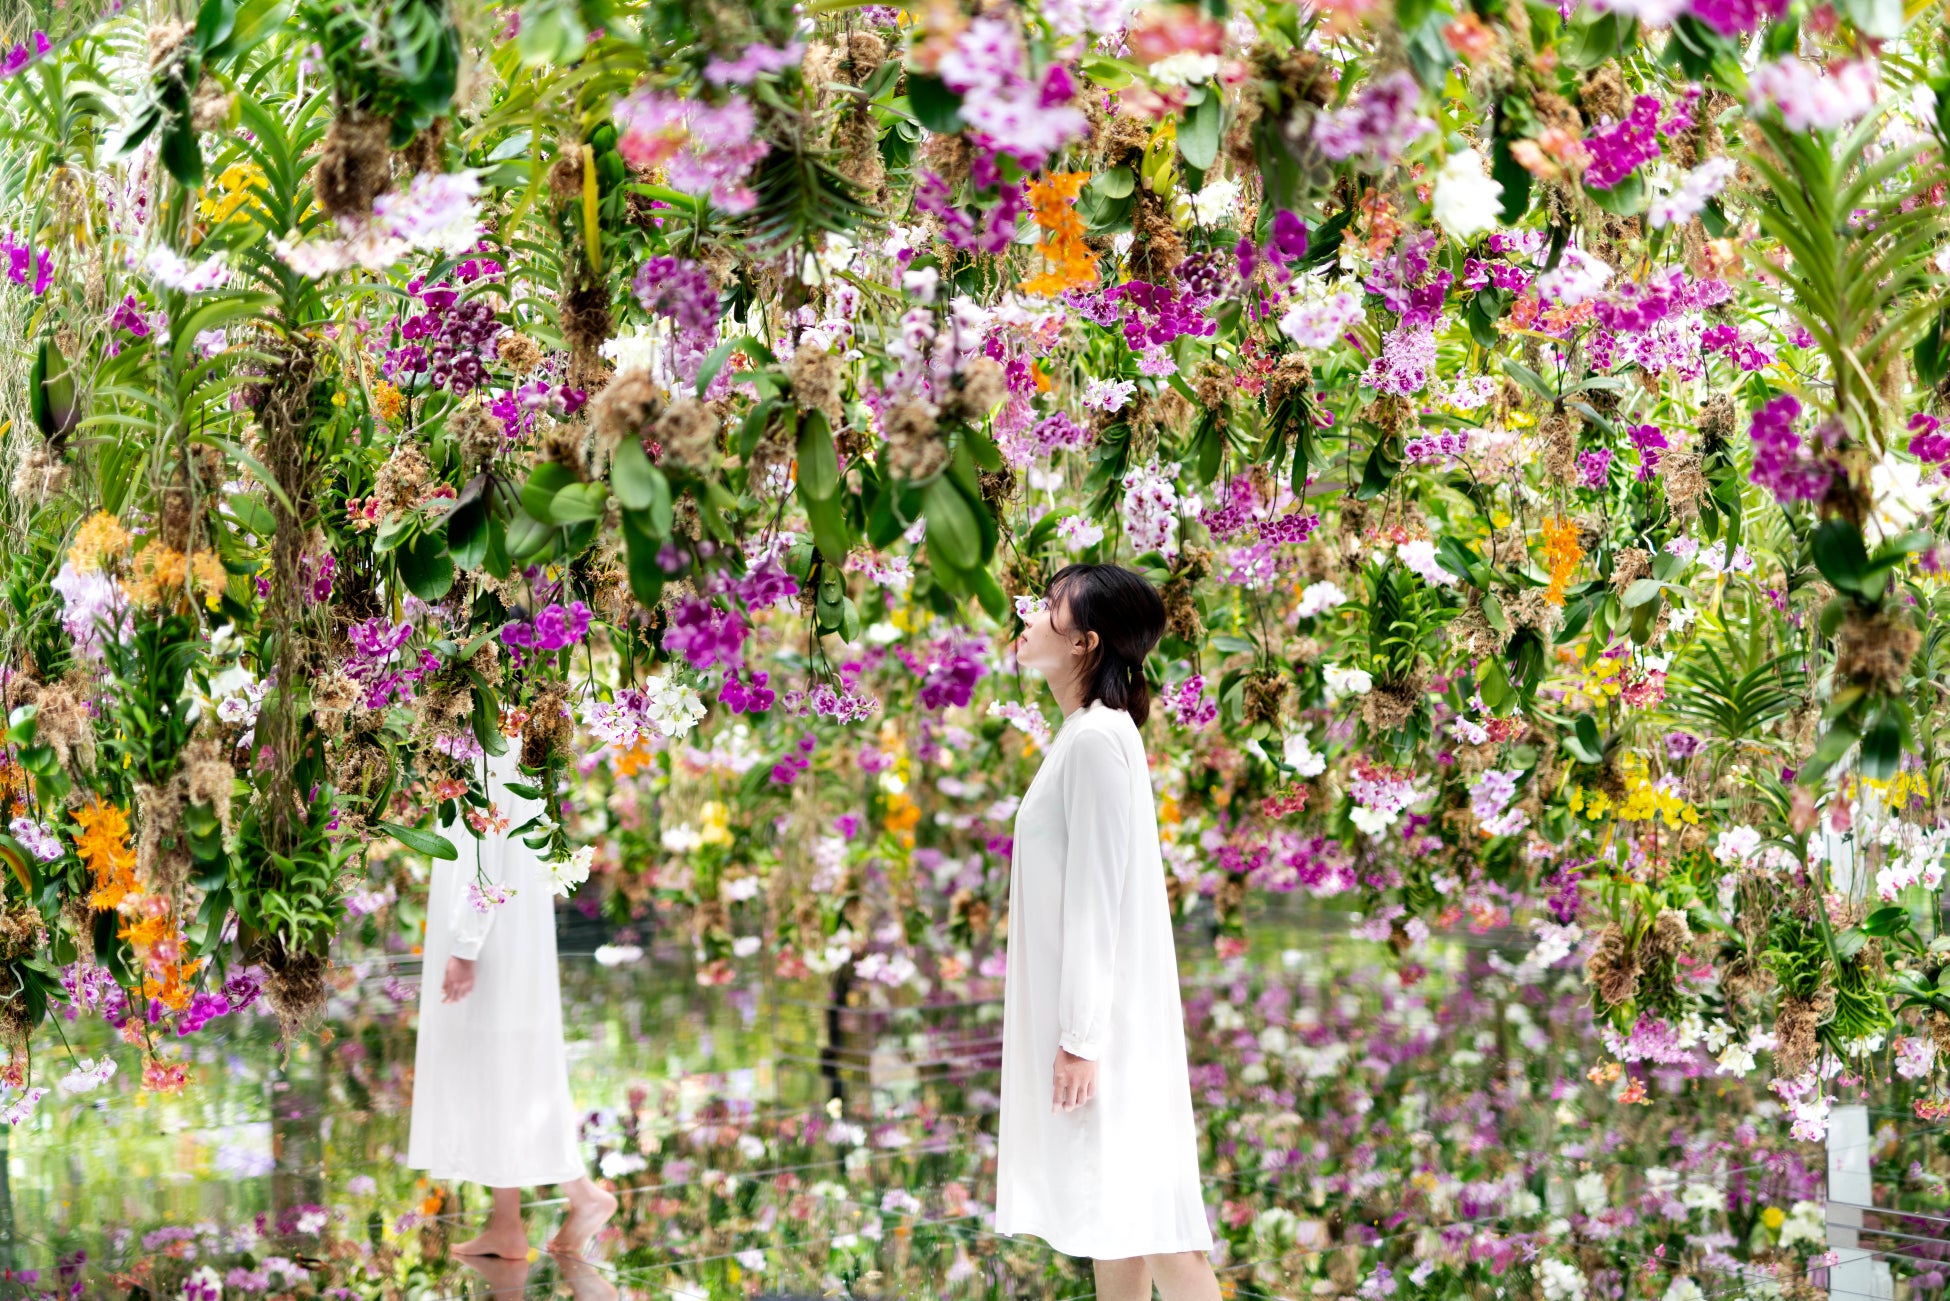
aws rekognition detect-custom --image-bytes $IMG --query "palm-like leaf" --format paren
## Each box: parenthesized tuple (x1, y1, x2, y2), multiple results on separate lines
(1742, 107, 1949, 450)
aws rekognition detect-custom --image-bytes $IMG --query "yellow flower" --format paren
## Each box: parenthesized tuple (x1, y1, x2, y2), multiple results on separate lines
(699, 800, 733, 847)
(1760, 1206, 1785, 1229)
(200, 161, 268, 224)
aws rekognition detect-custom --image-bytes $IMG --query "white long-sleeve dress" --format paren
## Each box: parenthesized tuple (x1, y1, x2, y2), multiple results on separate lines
(406, 747, 585, 1189)
(994, 699, 1212, 1259)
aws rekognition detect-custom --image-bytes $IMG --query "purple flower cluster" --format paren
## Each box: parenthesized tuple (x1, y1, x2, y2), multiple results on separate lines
(1701, 323, 1774, 371)
(502, 601, 593, 658)
(1405, 432, 1469, 464)
(1627, 423, 1667, 482)
(935, 17, 1088, 171)
(1688, 0, 1787, 36)
(1592, 270, 1730, 334)
(733, 561, 801, 612)
(916, 171, 1025, 256)
(1364, 324, 1436, 396)
(1, 229, 51, 295)
(1747, 394, 1832, 506)
(718, 667, 775, 714)
(1175, 250, 1238, 305)
(1232, 209, 1311, 289)
(0, 30, 49, 79)
(1026, 412, 1093, 459)
(1908, 413, 1950, 463)
(1363, 229, 1446, 322)
(909, 635, 987, 710)
(491, 377, 587, 441)
(1109, 281, 1218, 351)
(109, 293, 151, 337)
(633, 256, 719, 335)
(346, 617, 440, 708)
(1167, 675, 1217, 729)
(1583, 95, 1663, 191)
(1257, 510, 1321, 546)
(1664, 730, 1702, 760)
(662, 596, 748, 670)
(1198, 474, 1263, 542)
(385, 282, 503, 395)
(769, 733, 817, 786)
(1577, 448, 1614, 489)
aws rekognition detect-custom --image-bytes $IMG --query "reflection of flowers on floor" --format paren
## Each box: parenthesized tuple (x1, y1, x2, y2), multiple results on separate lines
(20, 929, 1936, 1301)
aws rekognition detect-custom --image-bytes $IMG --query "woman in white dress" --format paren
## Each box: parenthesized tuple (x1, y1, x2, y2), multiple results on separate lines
(996, 563, 1219, 1301)
(407, 745, 616, 1257)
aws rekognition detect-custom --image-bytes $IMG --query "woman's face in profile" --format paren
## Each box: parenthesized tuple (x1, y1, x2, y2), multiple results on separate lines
(1015, 589, 1083, 680)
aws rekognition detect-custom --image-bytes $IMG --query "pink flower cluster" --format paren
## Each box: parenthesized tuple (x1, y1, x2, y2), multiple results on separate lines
(612, 89, 770, 213)
(1312, 70, 1432, 168)
(936, 19, 1088, 170)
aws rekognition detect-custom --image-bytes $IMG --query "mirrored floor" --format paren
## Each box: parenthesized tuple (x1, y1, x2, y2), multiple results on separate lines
(6, 907, 1947, 1300)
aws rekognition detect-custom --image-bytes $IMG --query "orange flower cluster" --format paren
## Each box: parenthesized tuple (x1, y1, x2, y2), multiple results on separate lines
(77, 799, 139, 911)
(125, 544, 228, 612)
(1019, 172, 1097, 298)
(1541, 515, 1584, 606)
(76, 799, 201, 1012)
(373, 380, 406, 424)
(68, 511, 132, 573)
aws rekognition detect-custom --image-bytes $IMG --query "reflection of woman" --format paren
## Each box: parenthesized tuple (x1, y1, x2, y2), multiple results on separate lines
(407, 745, 615, 1257)
(996, 564, 1219, 1301)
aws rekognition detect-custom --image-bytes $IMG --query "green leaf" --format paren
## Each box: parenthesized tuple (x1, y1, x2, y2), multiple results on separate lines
(1862, 905, 1910, 938)
(205, 0, 291, 62)
(447, 495, 488, 572)
(1811, 517, 1870, 598)
(550, 480, 608, 524)
(905, 73, 965, 133)
(611, 435, 661, 511)
(1178, 89, 1221, 171)
(377, 821, 458, 860)
(1089, 166, 1136, 200)
(797, 411, 840, 500)
(398, 534, 456, 600)
(923, 478, 980, 568)
(803, 488, 850, 565)
(1586, 171, 1645, 217)
(195, 0, 239, 51)
(1620, 578, 1664, 609)
(520, 462, 580, 525)
(1564, 715, 1604, 764)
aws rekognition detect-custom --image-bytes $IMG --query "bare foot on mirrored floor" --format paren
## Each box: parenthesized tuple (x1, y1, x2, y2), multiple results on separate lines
(544, 1180, 618, 1257)
(457, 1251, 532, 1295)
(553, 1250, 619, 1301)
(452, 1226, 533, 1260)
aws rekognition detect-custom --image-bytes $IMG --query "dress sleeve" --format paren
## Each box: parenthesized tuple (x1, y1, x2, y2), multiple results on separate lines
(1056, 725, 1133, 1061)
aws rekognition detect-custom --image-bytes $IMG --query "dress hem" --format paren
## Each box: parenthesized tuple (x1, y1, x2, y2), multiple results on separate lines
(994, 1222, 1214, 1261)
(407, 1159, 587, 1189)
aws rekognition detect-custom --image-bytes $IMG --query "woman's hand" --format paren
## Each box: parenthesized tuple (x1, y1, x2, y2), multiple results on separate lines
(1052, 1048, 1097, 1113)
(441, 956, 477, 1003)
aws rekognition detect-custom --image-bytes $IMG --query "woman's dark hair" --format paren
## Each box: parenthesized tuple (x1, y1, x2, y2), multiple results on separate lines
(1046, 563, 1166, 727)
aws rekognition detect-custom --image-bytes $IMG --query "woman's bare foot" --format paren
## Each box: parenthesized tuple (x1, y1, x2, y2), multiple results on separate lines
(545, 1181, 618, 1257)
(452, 1225, 531, 1259)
